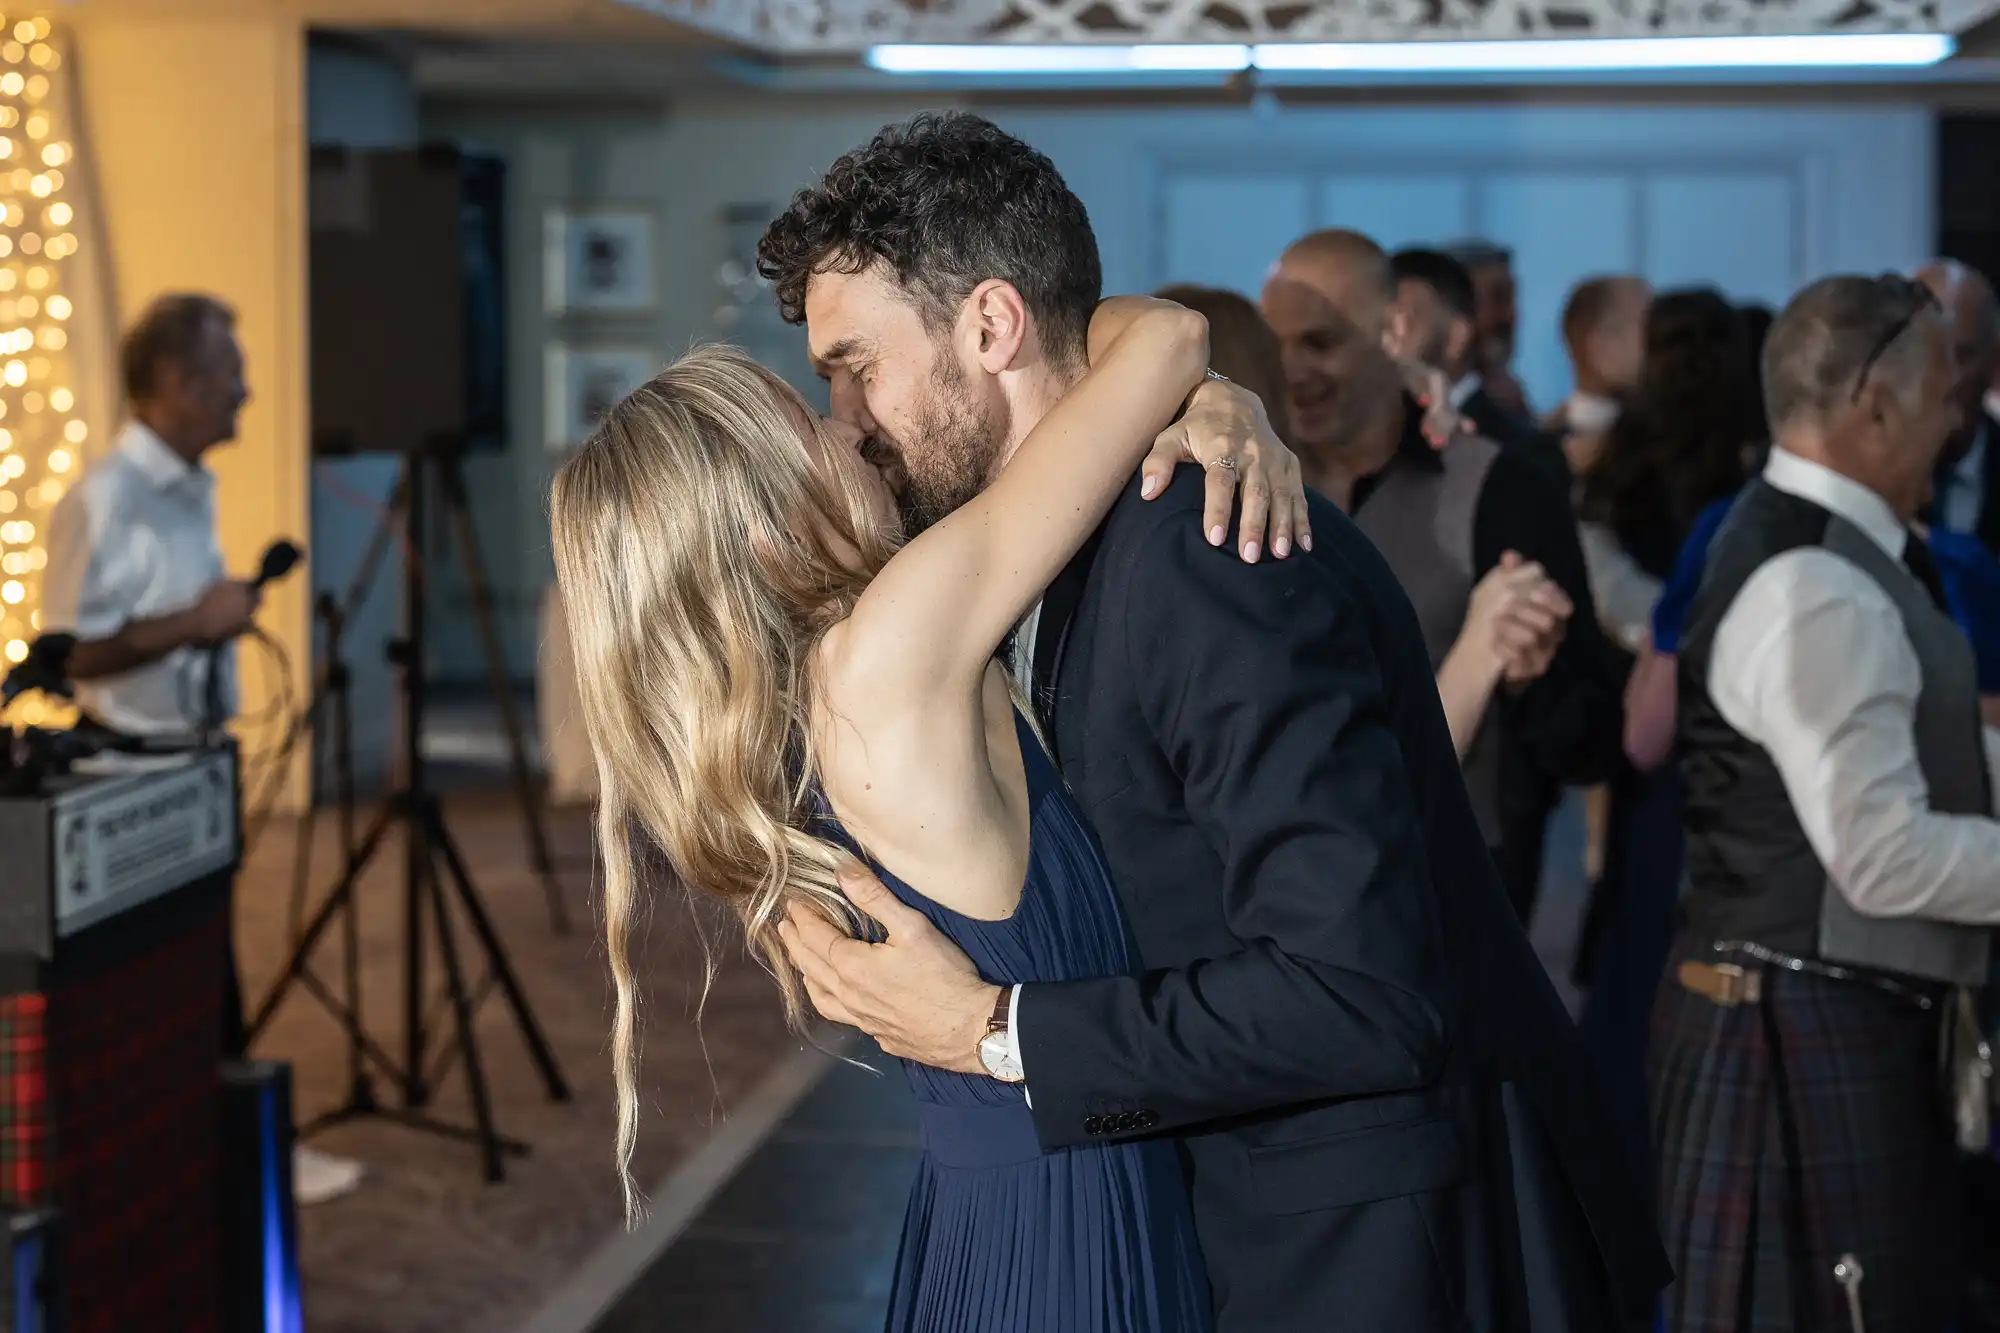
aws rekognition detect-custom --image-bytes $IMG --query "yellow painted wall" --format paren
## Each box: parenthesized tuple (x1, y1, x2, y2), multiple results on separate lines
(67, 11, 311, 806)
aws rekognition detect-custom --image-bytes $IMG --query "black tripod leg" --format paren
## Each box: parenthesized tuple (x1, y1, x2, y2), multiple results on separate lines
(285, 765, 319, 948)
(244, 468, 411, 850)
(247, 802, 400, 1040)
(435, 457, 572, 936)
(403, 796, 429, 1109)
(420, 812, 507, 1184)
(425, 801, 571, 1103)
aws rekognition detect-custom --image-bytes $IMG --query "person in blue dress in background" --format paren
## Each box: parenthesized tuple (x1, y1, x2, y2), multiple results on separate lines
(551, 285, 1309, 1329)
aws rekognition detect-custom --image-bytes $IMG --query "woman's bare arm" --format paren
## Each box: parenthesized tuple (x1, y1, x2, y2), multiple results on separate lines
(1625, 644, 1678, 771)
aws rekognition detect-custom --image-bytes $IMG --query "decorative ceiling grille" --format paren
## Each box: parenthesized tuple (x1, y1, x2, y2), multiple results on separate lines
(617, 0, 1987, 50)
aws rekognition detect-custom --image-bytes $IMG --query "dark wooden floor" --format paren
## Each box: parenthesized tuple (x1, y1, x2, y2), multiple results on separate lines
(590, 1046, 918, 1333)
(239, 789, 798, 1333)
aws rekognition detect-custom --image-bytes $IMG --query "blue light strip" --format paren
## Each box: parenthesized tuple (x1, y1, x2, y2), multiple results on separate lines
(14, 1224, 40, 1333)
(1252, 33, 1956, 71)
(866, 44, 1250, 74)
(864, 33, 1955, 76)
(259, 1085, 304, 1333)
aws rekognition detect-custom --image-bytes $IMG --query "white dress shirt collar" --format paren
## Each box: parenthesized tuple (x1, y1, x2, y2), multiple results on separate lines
(1447, 373, 1480, 413)
(1762, 447, 1907, 560)
(1563, 392, 1620, 435)
(119, 420, 210, 493)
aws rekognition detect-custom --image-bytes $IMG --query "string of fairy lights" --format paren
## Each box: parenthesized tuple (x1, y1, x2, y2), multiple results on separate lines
(0, 15, 79, 728)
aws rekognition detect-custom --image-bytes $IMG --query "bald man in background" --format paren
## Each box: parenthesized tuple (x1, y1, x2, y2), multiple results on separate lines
(1263, 229, 1625, 922)
(1917, 260, 2000, 554)
(1549, 275, 1652, 456)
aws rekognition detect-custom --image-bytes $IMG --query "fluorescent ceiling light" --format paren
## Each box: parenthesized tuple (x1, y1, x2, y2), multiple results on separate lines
(1252, 34, 1955, 71)
(865, 44, 1251, 74)
(865, 33, 1953, 76)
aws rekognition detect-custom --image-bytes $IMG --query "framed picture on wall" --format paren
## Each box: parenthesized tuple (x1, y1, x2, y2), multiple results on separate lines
(544, 345, 658, 451)
(544, 206, 656, 314)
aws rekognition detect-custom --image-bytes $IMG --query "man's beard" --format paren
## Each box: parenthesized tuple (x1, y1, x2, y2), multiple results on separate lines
(895, 351, 1004, 537)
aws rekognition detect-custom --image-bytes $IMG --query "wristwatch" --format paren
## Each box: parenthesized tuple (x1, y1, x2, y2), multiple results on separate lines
(977, 987, 1025, 1084)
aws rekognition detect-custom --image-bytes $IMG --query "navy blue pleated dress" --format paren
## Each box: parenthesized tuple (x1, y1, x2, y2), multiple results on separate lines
(830, 712, 1212, 1333)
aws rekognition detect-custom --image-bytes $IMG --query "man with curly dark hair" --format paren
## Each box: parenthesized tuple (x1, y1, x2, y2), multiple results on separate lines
(767, 111, 1666, 1332)
(757, 111, 1102, 535)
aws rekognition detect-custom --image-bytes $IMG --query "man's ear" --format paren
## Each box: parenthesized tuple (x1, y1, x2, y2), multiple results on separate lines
(1856, 374, 1900, 432)
(965, 279, 1030, 375)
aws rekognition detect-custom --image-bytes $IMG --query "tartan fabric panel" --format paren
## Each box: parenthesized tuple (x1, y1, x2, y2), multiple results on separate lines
(0, 993, 48, 1206)
(1649, 944, 1958, 1333)
(47, 906, 228, 1333)
(0, 895, 229, 1333)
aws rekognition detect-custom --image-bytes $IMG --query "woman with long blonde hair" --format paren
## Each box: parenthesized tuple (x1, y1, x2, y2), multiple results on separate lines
(551, 296, 1305, 1332)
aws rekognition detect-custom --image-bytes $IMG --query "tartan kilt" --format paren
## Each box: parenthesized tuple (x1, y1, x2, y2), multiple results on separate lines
(1649, 940, 1960, 1333)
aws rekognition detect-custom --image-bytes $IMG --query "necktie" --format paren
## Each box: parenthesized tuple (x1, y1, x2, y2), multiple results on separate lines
(1904, 535, 1949, 613)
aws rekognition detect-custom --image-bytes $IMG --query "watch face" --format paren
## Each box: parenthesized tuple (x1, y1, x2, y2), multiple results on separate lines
(978, 1031, 1023, 1083)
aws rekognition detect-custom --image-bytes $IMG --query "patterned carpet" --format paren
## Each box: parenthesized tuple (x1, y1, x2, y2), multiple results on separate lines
(235, 790, 796, 1333)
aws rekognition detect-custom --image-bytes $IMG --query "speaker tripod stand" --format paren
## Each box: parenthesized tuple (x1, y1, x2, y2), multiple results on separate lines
(244, 452, 572, 936)
(247, 452, 571, 1182)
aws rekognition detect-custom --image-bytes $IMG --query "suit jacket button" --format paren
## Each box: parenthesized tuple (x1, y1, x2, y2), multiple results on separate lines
(1113, 1113, 1134, 1133)
(1083, 1116, 1104, 1136)
(1136, 1110, 1160, 1129)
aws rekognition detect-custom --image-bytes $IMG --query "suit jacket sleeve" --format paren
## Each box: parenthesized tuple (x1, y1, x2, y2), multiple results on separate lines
(1016, 515, 1450, 1149)
(1473, 453, 1624, 786)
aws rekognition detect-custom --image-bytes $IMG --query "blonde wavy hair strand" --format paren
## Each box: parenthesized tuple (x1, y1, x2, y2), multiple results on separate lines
(548, 345, 901, 1222)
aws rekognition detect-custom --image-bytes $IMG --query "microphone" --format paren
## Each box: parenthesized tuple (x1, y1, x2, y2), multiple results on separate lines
(202, 538, 302, 741)
(0, 632, 77, 706)
(252, 539, 302, 590)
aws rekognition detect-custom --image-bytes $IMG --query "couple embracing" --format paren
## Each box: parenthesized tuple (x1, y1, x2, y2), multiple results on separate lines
(551, 112, 1669, 1332)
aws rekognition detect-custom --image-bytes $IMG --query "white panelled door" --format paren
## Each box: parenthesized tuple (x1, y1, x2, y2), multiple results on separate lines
(1161, 174, 1312, 299)
(1141, 108, 1915, 412)
(1641, 171, 1799, 311)
(1477, 172, 1639, 418)
(1317, 174, 1474, 257)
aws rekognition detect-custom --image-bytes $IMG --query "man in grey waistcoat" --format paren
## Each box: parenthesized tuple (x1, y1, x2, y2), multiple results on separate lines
(1261, 229, 1625, 922)
(1654, 273, 2000, 1333)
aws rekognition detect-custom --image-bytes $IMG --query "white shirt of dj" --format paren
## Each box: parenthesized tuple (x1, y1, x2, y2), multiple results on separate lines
(38, 420, 233, 738)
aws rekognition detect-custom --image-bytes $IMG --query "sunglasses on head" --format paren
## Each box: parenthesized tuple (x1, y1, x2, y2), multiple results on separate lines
(1850, 273, 1941, 404)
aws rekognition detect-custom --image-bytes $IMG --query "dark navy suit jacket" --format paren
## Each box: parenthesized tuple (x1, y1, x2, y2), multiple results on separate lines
(1016, 465, 1671, 1331)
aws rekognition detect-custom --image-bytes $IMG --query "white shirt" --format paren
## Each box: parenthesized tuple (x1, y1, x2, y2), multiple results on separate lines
(1560, 391, 1620, 436)
(1578, 521, 1661, 653)
(1448, 373, 1481, 413)
(1003, 599, 1043, 1093)
(1707, 447, 2000, 923)
(1009, 600, 1041, 702)
(38, 421, 233, 737)
(1937, 422, 1988, 537)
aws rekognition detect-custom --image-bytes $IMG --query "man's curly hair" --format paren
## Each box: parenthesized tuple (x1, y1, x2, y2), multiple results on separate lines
(756, 112, 1102, 373)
